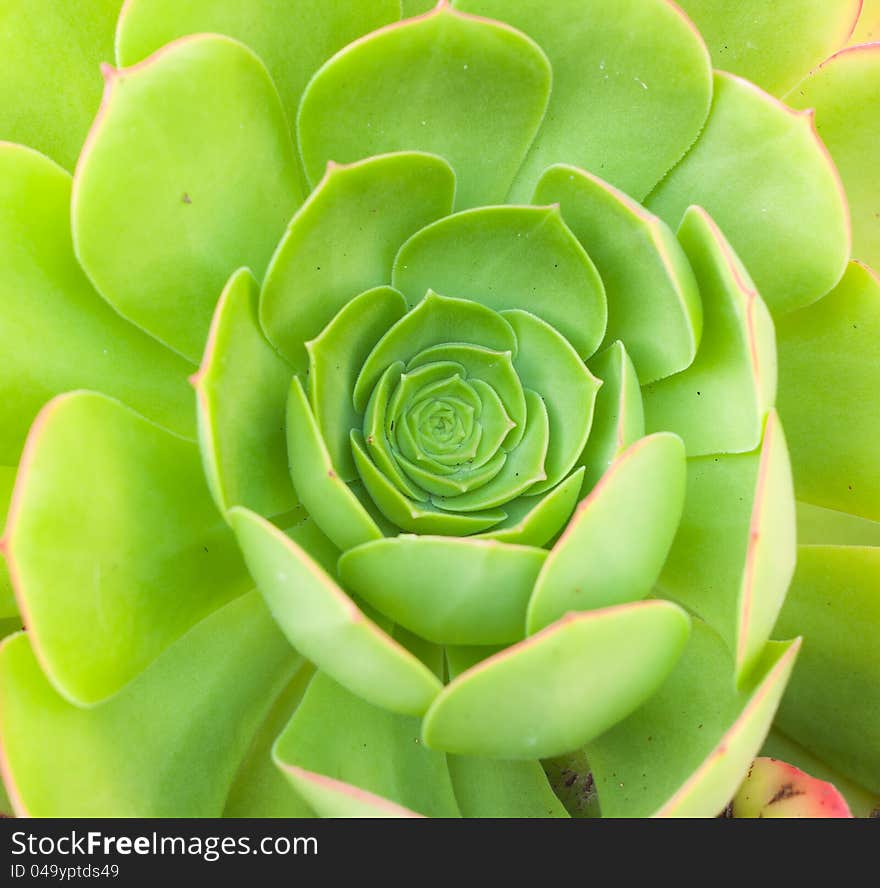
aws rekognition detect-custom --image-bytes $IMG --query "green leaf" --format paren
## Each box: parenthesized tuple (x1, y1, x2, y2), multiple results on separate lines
(3, 392, 250, 704)
(223, 663, 315, 817)
(274, 671, 460, 818)
(502, 310, 601, 493)
(261, 153, 455, 371)
(0, 0, 120, 171)
(308, 287, 408, 481)
(455, 0, 712, 201)
(339, 536, 546, 644)
(643, 206, 776, 456)
(646, 71, 849, 316)
(773, 546, 880, 794)
(776, 262, 880, 522)
(354, 291, 517, 412)
(285, 377, 383, 551)
(796, 502, 880, 549)
(576, 342, 645, 494)
(0, 591, 298, 816)
(297, 3, 551, 209)
(422, 601, 690, 759)
(432, 389, 549, 512)
(229, 507, 442, 716)
(534, 165, 701, 383)
(116, 0, 400, 164)
(0, 467, 17, 619)
(393, 205, 606, 359)
(72, 34, 303, 362)
(851, 0, 880, 42)
(785, 45, 879, 271)
(675, 0, 862, 96)
(0, 143, 194, 465)
(527, 433, 686, 634)
(658, 411, 796, 684)
(585, 622, 800, 817)
(474, 468, 584, 546)
(351, 430, 507, 535)
(194, 268, 296, 518)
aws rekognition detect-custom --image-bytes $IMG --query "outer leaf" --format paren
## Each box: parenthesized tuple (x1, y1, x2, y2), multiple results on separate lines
(422, 601, 690, 759)
(285, 377, 383, 552)
(0, 592, 298, 817)
(534, 165, 701, 383)
(3, 392, 250, 704)
(0, 143, 194, 465)
(393, 205, 606, 359)
(223, 663, 315, 817)
(773, 546, 880, 793)
(786, 45, 880, 272)
(0, 468, 17, 618)
(796, 502, 880, 549)
(0, 0, 120, 170)
(339, 536, 547, 644)
(274, 671, 460, 818)
(73, 34, 303, 362)
(643, 206, 776, 456)
(776, 262, 880, 522)
(297, 2, 552, 209)
(585, 622, 800, 817)
(527, 433, 686, 634)
(675, 0, 862, 96)
(851, 0, 880, 42)
(659, 411, 796, 683)
(229, 508, 442, 717)
(261, 153, 454, 371)
(646, 71, 849, 316)
(577, 342, 645, 494)
(116, 0, 400, 158)
(193, 268, 297, 518)
(455, 0, 712, 201)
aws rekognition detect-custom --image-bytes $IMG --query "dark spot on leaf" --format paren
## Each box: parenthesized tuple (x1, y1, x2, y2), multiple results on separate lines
(768, 783, 804, 805)
(182, 192, 192, 204)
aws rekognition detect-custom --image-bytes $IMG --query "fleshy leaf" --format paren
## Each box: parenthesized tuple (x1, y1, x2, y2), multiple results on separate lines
(422, 601, 690, 759)
(646, 71, 849, 316)
(773, 546, 880, 794)
(223, 663, 315, 817)
(527, 433, 686, 634)
(193, 268, 297, 518)
(796, 502, 880, 549)
(534, 165, 701, 383)
(851, 0, 880, 42)
(0, 592, 298, 816)
(776, 262, 880, 522)
(229, 508, 442, 716)
(339, 536, 547, 644)
(0, 143, 195, 465)
(274, 671, 460, 818)
(675, 0, 862, 96)
(116, 0, 400, 159)
(297, 3, 552, 209)
(261, 153, 454, 371)
(3, 392, 250, 704)
(785, 45, 879, 272)
(354, 291, 517, 413)
(308, 287, 408, 481)
(659, 411, 796, 684)
(286, 377, 383, 551)
(577, 342, 645, 494)
(474, 467, 584, 546)
(502, 310, 600, 493)
(455, 0, 712, 201)
(351, 430, 507, 535)
(585, 622, 800, 817)
(643, 206, 776, 456)
(0, 468, 17, 619)
(393, 205, 606, 359)
(0, 0, 120, 170)
(73, 34, 303, 362)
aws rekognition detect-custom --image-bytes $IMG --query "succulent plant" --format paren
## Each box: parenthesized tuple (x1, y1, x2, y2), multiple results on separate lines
(0, 0, 878, 819)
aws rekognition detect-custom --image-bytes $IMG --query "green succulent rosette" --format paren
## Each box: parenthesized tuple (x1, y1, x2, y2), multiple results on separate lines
(0, 0, 878, 819)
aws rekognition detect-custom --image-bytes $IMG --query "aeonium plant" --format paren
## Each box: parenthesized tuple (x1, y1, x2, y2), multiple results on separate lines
(0, 0, 877, 818)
